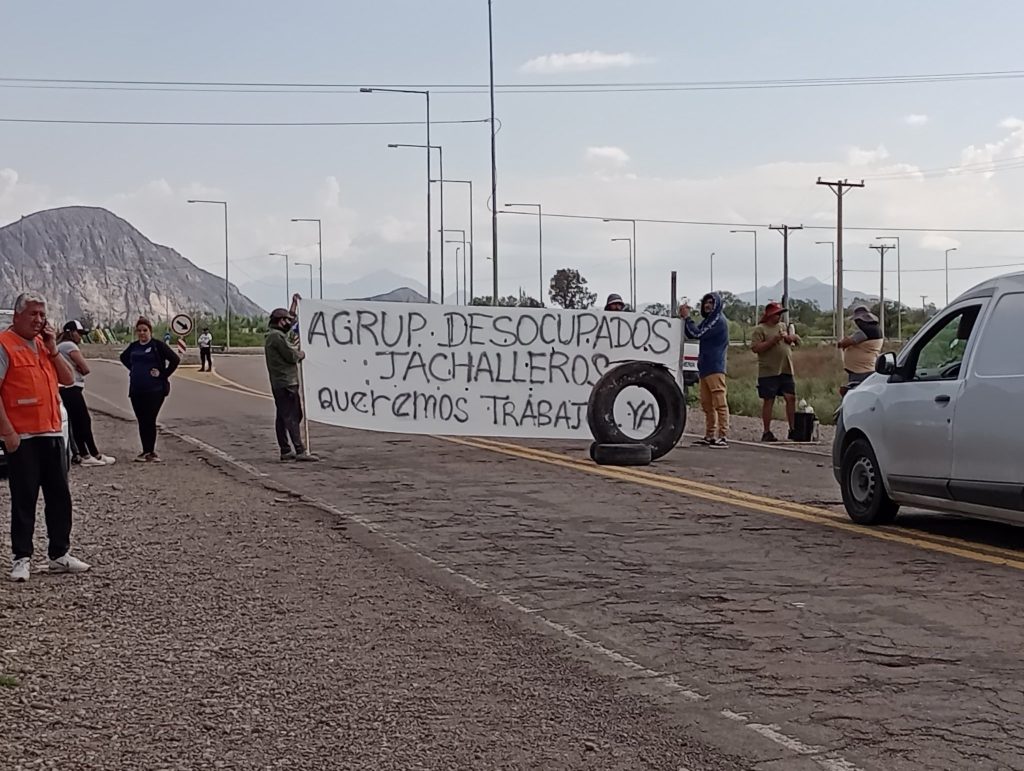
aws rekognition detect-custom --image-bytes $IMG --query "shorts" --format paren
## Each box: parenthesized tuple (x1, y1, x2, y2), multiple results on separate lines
(757, 374, 796, 399)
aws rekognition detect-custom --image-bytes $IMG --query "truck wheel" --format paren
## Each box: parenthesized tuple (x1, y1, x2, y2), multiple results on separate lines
(591, 443, 653, 467)
(587, 361, 686, 460)
(840, 438, 899, 525)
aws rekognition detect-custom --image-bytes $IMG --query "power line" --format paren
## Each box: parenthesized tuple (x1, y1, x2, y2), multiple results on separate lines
(499, 208, 1024, 234)
(0, 117, 489, 127)
(847, 261, 1024, 274)
(3, 67, 1024, 94)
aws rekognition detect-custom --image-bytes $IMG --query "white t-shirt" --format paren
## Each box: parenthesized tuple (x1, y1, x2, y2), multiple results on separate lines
(57, 340, 86, 388)
(198, 333, 213, 348)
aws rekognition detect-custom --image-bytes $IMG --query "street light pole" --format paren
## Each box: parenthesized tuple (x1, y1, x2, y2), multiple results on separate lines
(945, 248, 958, 305)
(362, 87, 432, 301)
(604, 218, 637, 309)
(611, 238, 632, 300)
(868, 243, 894, 339)
(730, 229, 759, 318)
(434, 178, 475, 301)
(877, 236, 901, 340)
(815, 241, 836, 338)
(269, 252, 289, 305)
(392, 143, 444, 301)
(488, 0, 499, 306)
(709, 251, 716, 291)
(295, 262, 314, 298)
(504, 203, 542, 303)
(187, 199, 230, 350)
(290, 218, 322, 298)
(442, 229, 467, 304)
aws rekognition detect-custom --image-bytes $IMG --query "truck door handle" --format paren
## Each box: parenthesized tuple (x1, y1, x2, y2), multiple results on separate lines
(935, 394, 951, 403)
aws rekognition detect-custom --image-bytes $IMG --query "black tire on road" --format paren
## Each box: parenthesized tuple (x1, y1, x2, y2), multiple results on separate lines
(591, 442, 653, 467)
(587, 361, 686, 461)
(840, 437, 899, 525)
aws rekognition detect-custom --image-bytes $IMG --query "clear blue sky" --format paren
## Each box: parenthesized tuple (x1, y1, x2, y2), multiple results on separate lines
(3, 0, 1024, 310)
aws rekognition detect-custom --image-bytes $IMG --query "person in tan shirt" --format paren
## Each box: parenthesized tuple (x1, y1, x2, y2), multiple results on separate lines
(838, 305, 884, 385)
(750, 302, 800, 442)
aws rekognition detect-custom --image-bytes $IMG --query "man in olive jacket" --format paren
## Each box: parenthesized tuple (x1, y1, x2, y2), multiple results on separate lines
(264, 295, 318, 462)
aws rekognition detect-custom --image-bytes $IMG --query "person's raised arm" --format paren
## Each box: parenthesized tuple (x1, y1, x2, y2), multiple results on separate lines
(42, 324, 74, 386)
(750, 328, 782, 354)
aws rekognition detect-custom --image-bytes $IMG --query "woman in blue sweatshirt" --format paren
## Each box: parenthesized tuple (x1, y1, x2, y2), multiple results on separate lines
(119, 317, 180, 462)
(680, 292, 730, 447)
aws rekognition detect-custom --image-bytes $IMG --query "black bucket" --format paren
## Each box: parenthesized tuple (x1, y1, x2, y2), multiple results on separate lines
(792, 412, 816, 442)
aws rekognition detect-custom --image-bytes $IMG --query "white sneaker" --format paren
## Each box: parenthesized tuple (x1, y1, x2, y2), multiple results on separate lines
(10, 557, 30, 582)
(80, 456, 105, 468)
(96, 455, 117, 465)
(49, 553, 91, 574)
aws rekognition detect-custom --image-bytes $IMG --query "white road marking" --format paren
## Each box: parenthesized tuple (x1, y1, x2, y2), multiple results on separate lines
(87, 371, 865, 771)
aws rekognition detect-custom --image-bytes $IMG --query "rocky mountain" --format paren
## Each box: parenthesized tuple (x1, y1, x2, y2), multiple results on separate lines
(0, 206, 264, 324)
(736, 276, 878, 310)
(362, 287, 429, 303)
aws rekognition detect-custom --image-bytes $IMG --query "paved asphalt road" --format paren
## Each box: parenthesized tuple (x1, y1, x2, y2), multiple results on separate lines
(85, 354, 1024, 770)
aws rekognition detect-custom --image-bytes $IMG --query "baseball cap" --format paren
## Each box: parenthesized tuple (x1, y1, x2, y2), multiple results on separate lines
(605, 293, 624, 306)
(760, 302, 787, 323)
(63, 320, 85, 333)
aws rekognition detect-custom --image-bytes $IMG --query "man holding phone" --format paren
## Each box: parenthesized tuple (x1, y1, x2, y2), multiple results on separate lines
(0, 292, 91, 582)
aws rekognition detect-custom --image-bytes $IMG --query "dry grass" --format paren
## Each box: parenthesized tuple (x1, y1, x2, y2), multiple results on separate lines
(719, 342, 900, 425)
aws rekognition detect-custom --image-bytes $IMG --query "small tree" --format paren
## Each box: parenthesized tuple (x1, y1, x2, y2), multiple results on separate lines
(548, 268, 597, 309)
(643, 302, 671, 317)
(471, 295, 521, 307)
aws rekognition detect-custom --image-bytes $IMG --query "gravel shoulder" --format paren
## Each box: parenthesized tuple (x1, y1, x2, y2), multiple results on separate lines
(0, 414, 738, 771)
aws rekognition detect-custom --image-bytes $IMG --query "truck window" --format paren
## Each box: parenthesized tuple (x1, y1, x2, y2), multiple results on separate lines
(907, 304, 982, 381)
(971, 292, 1024, 377)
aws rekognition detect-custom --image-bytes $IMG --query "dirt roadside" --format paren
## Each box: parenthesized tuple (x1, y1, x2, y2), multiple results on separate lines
(0, 415, 740, 771)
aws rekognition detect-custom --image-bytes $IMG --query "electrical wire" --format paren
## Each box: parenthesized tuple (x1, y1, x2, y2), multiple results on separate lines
(0, 117, 489, 127)
(3, 68, 1024, 94)
(498, 208, 1024, 234)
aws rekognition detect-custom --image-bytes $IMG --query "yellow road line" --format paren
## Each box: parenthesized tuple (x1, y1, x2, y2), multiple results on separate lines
(169, 370, 1024, 571)
(445, 436, 1024, 571)
(462, 436, 1024, 565)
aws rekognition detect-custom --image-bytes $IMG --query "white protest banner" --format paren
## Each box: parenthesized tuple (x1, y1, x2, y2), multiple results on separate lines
(298, 300, 682, 439)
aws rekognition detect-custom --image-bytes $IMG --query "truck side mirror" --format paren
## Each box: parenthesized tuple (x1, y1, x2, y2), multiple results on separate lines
(875, 352, 897, 376)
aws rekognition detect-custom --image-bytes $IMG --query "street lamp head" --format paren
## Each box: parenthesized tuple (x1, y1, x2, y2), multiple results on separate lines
(186, 199, 197, 204)
(359, 88, 373, 93)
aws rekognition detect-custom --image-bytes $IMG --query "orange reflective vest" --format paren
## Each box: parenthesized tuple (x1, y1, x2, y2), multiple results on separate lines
(0, 329, 61, 435)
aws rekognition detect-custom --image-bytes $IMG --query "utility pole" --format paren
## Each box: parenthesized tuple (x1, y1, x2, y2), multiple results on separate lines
(868, 243, 894, 339)
(768, 224, 803, 305)
(488, 0, 499, 306)
(817, 178, 865, 322)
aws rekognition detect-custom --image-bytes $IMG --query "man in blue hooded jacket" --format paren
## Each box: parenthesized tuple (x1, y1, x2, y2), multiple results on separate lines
(679, 292, 729, 447)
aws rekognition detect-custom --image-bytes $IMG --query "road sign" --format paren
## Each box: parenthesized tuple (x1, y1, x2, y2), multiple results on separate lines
(177, 338, 187, 356)
(170, 313, 193, 337)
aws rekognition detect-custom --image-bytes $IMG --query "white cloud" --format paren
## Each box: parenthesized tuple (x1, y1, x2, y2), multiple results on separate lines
(847, 145, 890, 166)
(904, 113, 929, 126)
(521, 51, 651, 74)
(585, 146, 631, 166)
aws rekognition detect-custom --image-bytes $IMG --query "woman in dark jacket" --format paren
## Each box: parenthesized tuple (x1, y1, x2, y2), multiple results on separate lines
(119, 317, 180, 462)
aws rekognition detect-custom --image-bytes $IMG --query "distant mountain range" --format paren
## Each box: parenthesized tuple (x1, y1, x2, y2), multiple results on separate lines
(0, 206, 264, 324)
(735, 276, 878, 309)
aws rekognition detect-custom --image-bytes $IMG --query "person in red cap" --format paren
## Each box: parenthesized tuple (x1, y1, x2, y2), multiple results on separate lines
(750, 301, 800, 442)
